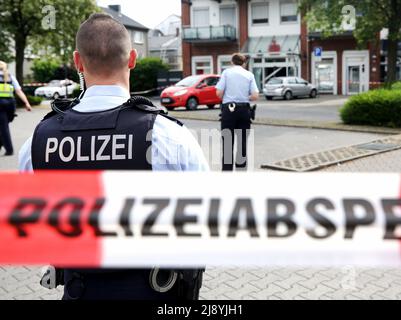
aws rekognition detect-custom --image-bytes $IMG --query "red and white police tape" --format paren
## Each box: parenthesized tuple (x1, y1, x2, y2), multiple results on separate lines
(0, 171, 401, 268)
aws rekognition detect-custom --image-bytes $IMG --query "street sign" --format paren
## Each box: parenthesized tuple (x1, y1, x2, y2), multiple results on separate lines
(314, 47, 323, 62)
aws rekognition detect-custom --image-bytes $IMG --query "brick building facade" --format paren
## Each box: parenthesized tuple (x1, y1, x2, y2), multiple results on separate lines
(182, 0, 397, 96)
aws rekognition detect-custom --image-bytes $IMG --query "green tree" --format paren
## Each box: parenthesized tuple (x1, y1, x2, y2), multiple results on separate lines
(130, 58, 169, 93)
(0, 0, 99, 85)
(300, 0, 401, 84)
(0, 29, 13, 63)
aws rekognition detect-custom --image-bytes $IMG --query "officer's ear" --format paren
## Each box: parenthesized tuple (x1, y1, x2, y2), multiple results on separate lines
(73, 51, 84, 73)
(128, 49, 137, 70)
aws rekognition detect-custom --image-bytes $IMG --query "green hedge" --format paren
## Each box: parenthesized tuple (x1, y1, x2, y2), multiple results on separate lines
(129, 57, 169, 93)
(340, 89, 401, 128)
(32, 58, 79, 83)
(32, 58, 61, 83)
(392, 82, 401, 90)
(16, 95, 44, 108)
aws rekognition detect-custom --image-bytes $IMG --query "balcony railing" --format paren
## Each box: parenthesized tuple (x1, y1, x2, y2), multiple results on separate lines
(183, 25, 237, 43)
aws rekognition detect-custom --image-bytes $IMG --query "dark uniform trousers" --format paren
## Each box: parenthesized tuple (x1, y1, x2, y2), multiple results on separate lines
(0, 98, 16, 154)
(32, 97, 202, 300)
(221, 103, 252, 171)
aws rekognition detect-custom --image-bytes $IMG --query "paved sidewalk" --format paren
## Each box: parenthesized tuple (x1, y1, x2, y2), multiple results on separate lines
(323, 148, 401, 172)
(1, 266, 401, 300)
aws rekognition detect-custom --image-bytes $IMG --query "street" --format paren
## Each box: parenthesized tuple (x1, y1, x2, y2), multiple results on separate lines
(167, 95, 346, 123)
(1, 96, 401, 300)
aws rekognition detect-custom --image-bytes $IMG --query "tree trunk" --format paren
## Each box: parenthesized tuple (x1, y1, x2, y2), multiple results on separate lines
(387, 37, 398, 85)
(14, 34, 26, 86)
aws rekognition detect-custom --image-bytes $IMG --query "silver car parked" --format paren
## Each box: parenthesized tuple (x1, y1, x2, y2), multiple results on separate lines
(263, 77, 318, 100)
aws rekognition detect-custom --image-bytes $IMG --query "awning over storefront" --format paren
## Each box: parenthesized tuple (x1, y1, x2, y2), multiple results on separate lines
(242, 35, 300, 56)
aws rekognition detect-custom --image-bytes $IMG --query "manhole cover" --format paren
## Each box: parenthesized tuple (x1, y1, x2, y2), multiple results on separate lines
(356, 142, 399, 151)
(261, 135, 401, 172)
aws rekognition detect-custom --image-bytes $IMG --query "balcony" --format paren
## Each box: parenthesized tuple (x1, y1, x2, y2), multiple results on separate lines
(183, 25, 237, 43)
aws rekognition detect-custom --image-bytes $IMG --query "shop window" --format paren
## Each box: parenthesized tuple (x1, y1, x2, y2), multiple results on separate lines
(219, 56, 232, 73)
(193, 57, 213, 75)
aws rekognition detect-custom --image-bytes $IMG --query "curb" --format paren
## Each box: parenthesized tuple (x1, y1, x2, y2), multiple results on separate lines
(168, 112, 401, 135)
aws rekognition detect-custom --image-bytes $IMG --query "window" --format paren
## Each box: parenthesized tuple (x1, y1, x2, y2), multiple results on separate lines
(218, 56, 232, 74)
(280, 1, 298, 23)
(296, 78, 308, 85)
(133, 31, 144, 44)
(206, 77, 219, 86)
(251, 2, 269, 25)
(193, 8, 210, 27)
(192, 57, 213, 75)
(268, 78, 283, 85)
(220, 6, 236, 27)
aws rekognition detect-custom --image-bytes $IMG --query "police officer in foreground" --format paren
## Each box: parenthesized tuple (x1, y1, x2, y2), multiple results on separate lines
(19, 13, 208, 300)
(215, 53, 259, 171)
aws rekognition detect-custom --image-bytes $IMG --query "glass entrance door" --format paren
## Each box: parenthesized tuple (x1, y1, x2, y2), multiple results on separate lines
(347, 65, 362, 94)
(315, 58, 335, 93)
(251, 56, 300, 90)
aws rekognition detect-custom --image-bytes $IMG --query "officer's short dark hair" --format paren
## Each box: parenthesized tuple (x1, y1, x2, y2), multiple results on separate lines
(232, 53, 248, 66)
(76, 13, 131, 75)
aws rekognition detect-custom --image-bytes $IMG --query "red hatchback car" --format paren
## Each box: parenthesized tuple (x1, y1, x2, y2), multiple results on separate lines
(160, 74, 222, 110)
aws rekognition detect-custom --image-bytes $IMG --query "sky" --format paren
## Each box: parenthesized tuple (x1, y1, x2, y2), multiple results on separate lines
(97, 0, 181, 29)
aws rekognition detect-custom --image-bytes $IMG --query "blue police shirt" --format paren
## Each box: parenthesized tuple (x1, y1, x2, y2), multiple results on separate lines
(19, 85, 209, 172)
(215, 66, 259, 104)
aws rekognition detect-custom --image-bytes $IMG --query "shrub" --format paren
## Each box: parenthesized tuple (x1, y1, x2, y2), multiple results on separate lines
(53, 65, 80, 83)
(32, 58, 61, 83)
(72, 87, 82, 98)
(340, 89, 401, 128)
(22, 85, 41, 96)
(32, 58, 79, 83)
(129, 57, 169, 94)
(392, 82, 401, 91)
(16, 95, 44, 108)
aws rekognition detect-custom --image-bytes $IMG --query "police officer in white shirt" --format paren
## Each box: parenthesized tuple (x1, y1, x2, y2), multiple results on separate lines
(19, 13, 208, 300)
(216, 53, 259, 171)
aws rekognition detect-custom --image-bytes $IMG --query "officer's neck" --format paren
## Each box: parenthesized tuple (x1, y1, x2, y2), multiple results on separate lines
(84, 73, 130, 92)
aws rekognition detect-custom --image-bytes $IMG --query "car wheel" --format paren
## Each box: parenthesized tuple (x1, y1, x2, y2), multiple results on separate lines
(186, 97, 198, 111)
(265, 96, 273, 100)
(53, 92, 60, 100)
(284, 91, 293, 100)
(310, 89, 317, 98)
(207, 104, 215, 109)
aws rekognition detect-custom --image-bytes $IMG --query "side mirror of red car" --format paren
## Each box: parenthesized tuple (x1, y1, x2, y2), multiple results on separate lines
(197, 84, 207, 89)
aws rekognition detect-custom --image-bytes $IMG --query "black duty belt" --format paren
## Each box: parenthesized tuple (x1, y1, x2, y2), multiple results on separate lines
(222, 102, 250, 112)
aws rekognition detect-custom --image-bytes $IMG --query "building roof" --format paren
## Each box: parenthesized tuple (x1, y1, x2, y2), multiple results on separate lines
(149, 35, 181, 52)
(101, 6, 149, 31)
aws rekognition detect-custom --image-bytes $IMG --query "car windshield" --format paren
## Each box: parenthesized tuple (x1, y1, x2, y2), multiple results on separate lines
(46, 80, 61, 87)
(267, 78, 283, 85)
(175, 76, 202, 87)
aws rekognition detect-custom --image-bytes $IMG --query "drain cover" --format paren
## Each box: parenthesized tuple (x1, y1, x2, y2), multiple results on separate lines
(262, 135, 401, 172)
(356, 142, 399, 151)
